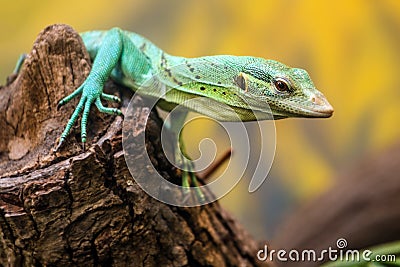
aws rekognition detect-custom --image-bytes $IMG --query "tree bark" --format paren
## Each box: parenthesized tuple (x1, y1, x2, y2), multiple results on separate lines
(0, 24, 271, 267)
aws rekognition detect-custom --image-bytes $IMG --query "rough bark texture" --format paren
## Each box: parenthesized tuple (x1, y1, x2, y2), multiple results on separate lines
(0, 24, 271, 267)
(273, 144, 400, 267)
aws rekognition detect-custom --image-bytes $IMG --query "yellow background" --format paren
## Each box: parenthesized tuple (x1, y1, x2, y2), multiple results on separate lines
(1, 0, 399, 238)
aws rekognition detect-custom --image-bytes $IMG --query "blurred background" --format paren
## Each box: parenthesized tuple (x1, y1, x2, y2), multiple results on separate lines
(1, 0, 399, 253)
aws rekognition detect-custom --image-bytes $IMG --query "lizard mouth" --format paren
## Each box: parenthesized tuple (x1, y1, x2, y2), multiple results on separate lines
(313, 106, 334, 117)
(303, 108, 333, 118)
(301, 102, 334, 118)
(274, 94, 334, 119)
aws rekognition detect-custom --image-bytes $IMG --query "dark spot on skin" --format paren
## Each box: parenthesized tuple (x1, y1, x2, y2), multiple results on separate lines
(200, 86, 205, 90)
(222, 92, 226, 95)
(140, 43, 146, 51)
(195, 75, 201, 79)
(190, 68, 195, 72)
(178, 82, 183, 86)
(213, 89, 217, 92)
(173, 78, 182, 85)
(161, 52, 167, 67)
(187, 63, 191, 67)
(165, 68, 172, 77)
(217, 81, 222, 84)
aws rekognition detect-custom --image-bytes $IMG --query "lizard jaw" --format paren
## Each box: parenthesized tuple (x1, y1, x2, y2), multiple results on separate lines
(272, 94, 334, 119)
(292, 102, 334, 118)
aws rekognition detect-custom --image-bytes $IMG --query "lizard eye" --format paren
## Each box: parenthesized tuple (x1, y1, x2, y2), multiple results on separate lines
(274, 78, 291, 93)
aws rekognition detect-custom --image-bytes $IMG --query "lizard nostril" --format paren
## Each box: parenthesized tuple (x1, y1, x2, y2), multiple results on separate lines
(311, 97, 316, 104)
(310, 94, 324, 105)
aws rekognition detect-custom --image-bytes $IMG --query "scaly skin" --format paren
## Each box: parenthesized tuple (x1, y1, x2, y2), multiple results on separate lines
(54, 27, 333, 201)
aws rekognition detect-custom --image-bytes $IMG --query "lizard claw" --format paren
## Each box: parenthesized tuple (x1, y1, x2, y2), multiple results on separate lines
(53, 138, 65, 152)
(57, 101, 64, 111)
(101, 93, 121, 103)
(181, 191, 191, 205)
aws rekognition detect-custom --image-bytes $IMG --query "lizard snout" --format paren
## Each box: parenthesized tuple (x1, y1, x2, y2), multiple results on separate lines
(310, 93, 334, 117)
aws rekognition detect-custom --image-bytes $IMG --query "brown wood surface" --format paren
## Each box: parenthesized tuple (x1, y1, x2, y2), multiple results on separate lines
(0, 24, 271, 267)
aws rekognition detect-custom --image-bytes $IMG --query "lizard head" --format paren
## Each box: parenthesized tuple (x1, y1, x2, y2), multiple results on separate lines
(236, 59, 334, 119)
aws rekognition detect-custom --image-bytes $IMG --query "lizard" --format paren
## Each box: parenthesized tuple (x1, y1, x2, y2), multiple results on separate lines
(19, 27, 334, 202)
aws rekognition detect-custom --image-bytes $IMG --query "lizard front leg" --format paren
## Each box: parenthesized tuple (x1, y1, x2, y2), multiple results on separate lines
(55, 28, 125, 150)
(167, 110, 206, 203)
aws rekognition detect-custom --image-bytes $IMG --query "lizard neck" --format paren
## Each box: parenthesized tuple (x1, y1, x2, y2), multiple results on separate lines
(157, 54, 255, 88)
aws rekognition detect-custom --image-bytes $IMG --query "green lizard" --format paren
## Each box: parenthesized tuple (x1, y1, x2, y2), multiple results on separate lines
(33, 27, 333, 201)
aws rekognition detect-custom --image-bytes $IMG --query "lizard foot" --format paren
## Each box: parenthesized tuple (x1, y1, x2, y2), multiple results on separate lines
(55, 81, 122, 151)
